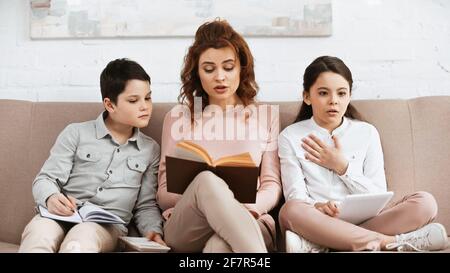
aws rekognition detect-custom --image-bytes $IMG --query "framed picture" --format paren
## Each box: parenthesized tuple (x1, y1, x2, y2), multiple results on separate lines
(30, 0, 332, 39)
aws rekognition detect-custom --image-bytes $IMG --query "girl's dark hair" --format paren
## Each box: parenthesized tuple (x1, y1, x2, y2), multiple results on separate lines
(179, 19, 258, 122)
(295, 56, 360, 122)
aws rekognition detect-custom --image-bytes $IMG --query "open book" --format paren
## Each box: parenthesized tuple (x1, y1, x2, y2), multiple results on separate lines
(119, 236, 171, 252)
(337, 192, 394, 225)
(38, 204, 125, 224)
(166, 141, 259, 203)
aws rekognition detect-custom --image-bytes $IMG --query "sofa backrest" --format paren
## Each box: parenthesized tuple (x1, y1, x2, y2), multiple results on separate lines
(0, 97, 448, 244)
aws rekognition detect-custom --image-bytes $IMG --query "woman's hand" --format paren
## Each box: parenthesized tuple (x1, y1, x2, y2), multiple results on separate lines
(314, 201, 340, 217)
(243, 204, 261, 219)
(145, 231, 167, 246)
(301, 134, 349, 175)
(248, 209, 260, 219)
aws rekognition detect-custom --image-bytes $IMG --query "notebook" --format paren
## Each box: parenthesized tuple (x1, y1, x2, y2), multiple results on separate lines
(38, 204, 125, 224)
(337, 192, 394, 225)
(118, 236, 171, 252)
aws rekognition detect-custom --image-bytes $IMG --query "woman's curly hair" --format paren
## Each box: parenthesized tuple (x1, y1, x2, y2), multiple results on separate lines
(179, 19, 258, 123)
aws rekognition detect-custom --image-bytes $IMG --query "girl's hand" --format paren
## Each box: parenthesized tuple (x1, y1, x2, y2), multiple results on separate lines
(314, 201, 340, 217)
(145, 231, 167, 246)
(301, 134, 349, 175)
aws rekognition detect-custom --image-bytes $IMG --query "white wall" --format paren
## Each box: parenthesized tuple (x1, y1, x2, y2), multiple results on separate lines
(1, 0, 449, 102)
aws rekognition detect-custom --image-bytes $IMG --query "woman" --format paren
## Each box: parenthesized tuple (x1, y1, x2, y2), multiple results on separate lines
(157, 19, 281, 253)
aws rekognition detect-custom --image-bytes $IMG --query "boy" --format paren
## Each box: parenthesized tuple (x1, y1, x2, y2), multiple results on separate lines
(19, 58, 164, 252)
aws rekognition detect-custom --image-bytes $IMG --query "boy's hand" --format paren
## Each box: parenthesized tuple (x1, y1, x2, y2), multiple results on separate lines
(301, 134, 349, 175)
(314, 201, 340, 217)
(46, 193, 77, 216)
(145, 231, 167, 246)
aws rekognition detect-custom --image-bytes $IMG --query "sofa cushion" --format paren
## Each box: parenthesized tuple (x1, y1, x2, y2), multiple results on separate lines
(409, 96, 450, 228)
(0, 241, 19, 253)
(352, 100, 415, 200)
(0, 98, 449, 250)
(0, 100, 35, 245)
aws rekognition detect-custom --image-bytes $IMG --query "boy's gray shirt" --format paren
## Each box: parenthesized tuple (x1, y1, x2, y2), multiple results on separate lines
(32, 112, 163, 235)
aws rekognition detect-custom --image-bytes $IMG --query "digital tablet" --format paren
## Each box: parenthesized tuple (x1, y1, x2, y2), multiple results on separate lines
(338, 192, 394, 225)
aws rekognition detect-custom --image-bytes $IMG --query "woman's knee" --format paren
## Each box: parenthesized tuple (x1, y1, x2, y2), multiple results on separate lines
(192, 171, 231, 197)
(203, 234, 232, 253)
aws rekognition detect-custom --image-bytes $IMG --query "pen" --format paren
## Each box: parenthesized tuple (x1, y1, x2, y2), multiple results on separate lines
(56, 178, 76, 212)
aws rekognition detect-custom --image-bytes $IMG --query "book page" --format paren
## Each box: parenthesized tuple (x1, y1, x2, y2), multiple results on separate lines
(38, 205, 82, 223)
(173, 145, 205, 163)
(175, 141, 255, 167)
(119, 236, 170, 252)
(214, 152, 256, 167)
(175, 141, 213, 165)
(78, 205, 125, 224)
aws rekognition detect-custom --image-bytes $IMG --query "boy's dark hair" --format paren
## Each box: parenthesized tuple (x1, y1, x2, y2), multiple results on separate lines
(100, 58, 151, 104)
(295, 55, 361, 123)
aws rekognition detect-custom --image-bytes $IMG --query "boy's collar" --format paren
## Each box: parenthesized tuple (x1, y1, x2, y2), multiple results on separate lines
(129, 128, 143, 151)
(95, 112, 109, 139)
(95, 112, 142, 150)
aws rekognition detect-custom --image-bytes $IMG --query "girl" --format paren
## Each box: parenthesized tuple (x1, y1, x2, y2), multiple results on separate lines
(278, 56, 448, 252)
(157, 19, 281, 252)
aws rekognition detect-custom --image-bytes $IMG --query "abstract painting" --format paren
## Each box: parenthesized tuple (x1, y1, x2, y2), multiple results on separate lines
(30, 0, 332, 38)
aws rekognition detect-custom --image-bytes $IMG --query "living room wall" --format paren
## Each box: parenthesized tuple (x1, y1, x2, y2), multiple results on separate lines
(0, 0, 449, 102)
